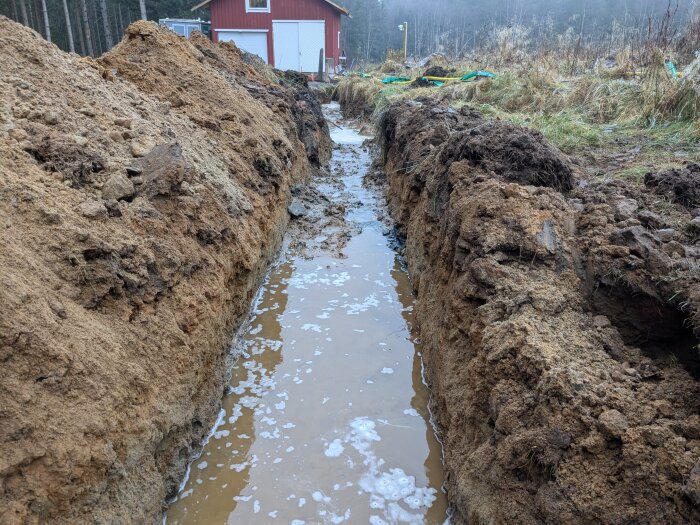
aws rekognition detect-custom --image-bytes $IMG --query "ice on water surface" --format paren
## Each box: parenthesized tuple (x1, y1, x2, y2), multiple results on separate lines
(165, 103, 446, 525)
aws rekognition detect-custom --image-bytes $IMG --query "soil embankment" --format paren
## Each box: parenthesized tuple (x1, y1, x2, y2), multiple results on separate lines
(378, 100, 700, 523)
(0, 18, 328, 524)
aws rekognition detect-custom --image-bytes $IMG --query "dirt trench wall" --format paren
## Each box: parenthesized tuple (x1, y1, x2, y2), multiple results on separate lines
(0, 18, 327, 524)
(379, 100, 700, 524)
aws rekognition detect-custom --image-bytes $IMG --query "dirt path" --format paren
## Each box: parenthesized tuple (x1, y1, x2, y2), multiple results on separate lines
(165, 103, 448, 525)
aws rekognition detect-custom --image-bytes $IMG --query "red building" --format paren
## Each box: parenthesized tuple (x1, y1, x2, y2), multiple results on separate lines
(191, 0, 349, 74)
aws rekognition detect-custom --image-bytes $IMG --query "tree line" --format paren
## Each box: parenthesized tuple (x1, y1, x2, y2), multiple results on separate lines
(0, 0, 202, 55)
(338, 0, 700, 65)
(2, 0, 698, 64)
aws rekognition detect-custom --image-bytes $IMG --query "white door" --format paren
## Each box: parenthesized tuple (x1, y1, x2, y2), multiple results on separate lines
(272, 22, 300, 71)
(272, 21, 325, 72)
(298, 21, 325, 72)
(217, 30, 268, 63)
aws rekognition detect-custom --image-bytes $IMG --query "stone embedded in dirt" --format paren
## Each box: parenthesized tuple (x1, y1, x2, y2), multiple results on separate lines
(288, 201, 307, 218)
(102, 173, 135, 201)
(134, 143, 189, 199)
(614, 197, 639, 220)
(72, 134, 89, 147)
(592, 315, 611, 328)
(637, 209, 667, 229)
(114, 117, 133, 129)
(691, 217, 700, 231)
(130, 137, 157, 158)
(609, 225, 663, 258)
(682, 415, 700, 440)
(104, 199, 122, 218)
(42, 110, 59, 125)
(657, 228, 675, 242)
(130, 197, 162, 219)
(77, 200, 108, 219)
(48, 299, 67, 319)
(598, 409, 629, 438)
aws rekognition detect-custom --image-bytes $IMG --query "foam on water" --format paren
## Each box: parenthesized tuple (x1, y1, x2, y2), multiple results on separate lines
(324, 439, 345, 458)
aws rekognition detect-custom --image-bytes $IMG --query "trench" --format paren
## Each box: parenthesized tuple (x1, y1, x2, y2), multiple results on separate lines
(165, 103, 448, 525)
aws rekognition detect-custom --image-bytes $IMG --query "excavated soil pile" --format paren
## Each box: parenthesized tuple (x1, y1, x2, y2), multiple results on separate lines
(379, 100, 700, 524)
(100, 24, 330, 171)
(422, 66, 455, 78)
(644, 163, 700, 210)
(0, 18, 327, 524)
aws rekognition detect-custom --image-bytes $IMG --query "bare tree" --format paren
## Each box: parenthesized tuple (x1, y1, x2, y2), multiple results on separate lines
(139, 0, 147, 21)
(90, 0, 103, 54)
(80, 0, 94, 56)
(40, 0, 51, 42)
(18, 0, 29, 26)
(117, 3, 125, 34)
(99, 0, 113, 49)
(62, 0, 75, 52)
(75, 6, 86, 54)
(30, 0, 38, 30)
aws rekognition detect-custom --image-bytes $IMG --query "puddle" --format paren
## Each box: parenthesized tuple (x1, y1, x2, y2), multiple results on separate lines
(165, 103, 448, 525)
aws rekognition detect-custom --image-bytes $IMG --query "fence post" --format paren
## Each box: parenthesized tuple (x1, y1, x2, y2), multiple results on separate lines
(318, 48, 324, 81)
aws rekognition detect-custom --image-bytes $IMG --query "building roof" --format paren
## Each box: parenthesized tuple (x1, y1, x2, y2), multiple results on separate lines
(191, 0, 350, 16)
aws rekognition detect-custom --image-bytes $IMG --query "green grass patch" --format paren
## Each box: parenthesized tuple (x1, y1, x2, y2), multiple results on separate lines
(507, 111, 604, 153)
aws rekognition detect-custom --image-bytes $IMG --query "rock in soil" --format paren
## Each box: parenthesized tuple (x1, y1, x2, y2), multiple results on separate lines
(0, 18, 328, 525)
(101, 172, 135, 201)
(288, 200, 307, 218)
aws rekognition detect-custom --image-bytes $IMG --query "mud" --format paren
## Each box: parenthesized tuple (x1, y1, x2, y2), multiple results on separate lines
(422, 66, 455, 78)
(0, 18, 327, 524)
(377, 99, 700, 524)
(644, 162, 700, 210)
(165, 103, 448, 525)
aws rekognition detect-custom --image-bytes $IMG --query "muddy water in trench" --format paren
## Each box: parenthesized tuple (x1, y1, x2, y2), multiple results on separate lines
(166, 103, 448, 525)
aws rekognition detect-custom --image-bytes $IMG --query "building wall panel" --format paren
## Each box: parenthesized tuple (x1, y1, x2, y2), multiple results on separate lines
(209, 0, 343, 69)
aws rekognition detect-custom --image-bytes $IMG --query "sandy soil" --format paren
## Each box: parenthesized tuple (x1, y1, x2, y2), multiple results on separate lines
(378, 100, 700, 524)
(0, 18, 328, 524)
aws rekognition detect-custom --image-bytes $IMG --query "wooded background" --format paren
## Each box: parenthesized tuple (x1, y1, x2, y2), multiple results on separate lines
(0, 0, 200, 55)
(0, 0, 698, 61)
(339, 0, 699, 64)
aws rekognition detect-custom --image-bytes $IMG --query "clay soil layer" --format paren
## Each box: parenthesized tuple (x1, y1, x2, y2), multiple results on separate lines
(379, 100, 700, 524)
(0, 18, 328, 524)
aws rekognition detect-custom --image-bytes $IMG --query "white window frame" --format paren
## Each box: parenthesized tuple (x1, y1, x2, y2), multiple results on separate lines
(246, 0, 270, 13)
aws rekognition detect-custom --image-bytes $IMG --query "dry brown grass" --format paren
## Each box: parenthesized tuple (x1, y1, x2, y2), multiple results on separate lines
(336, 46, 699, 166)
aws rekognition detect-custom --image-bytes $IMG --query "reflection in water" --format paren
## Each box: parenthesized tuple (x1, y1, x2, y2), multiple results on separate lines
(166, 103, 447, 525)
